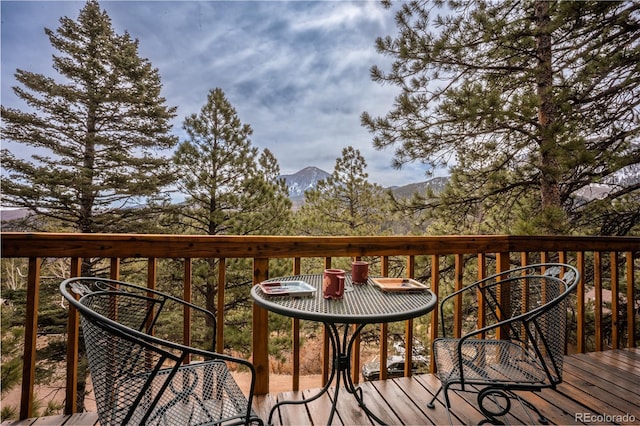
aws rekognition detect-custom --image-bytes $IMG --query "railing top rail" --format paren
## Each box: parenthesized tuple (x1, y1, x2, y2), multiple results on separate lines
(1, 232, 638, 259)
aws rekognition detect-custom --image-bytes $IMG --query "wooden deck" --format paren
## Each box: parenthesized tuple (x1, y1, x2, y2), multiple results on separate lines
(4, 348, 639, 426)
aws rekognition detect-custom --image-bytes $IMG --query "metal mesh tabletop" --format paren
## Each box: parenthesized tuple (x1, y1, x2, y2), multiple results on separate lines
(251, 274, 437, 323)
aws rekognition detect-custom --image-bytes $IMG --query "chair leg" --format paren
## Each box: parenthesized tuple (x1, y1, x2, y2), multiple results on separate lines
(427, 383, 454, 426)
(251, 414, 265, 425)
(514, 393, 548, 425)
(477, 388, 550, 426)
(426, 385, 442, 409)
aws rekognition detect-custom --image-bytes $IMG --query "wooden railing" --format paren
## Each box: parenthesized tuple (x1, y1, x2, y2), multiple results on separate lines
(1, 232, 638, 420)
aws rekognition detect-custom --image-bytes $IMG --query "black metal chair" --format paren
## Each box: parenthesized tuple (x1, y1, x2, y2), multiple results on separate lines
(60, 277, 263, 426)
(427, 263, 579, 425)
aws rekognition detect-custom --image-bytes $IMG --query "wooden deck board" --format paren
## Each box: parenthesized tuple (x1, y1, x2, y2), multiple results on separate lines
(274, 390, 313, 426)
(360, 378, 412, 425)
(562, 362, 640, 412)
(3, 349, 638, 426)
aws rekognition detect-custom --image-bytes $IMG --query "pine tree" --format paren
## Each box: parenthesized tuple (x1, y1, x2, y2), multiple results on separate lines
(172, 87, 291, 322)
(1, 0, 178, 234)
(294, 146, 389, 236)
(0, 1, 179, 412)
(362, 0, 640, 235)
(173, 87, 291, 236)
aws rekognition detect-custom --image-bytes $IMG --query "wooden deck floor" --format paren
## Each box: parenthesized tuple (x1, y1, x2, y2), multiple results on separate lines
(4, 348, 639, 426)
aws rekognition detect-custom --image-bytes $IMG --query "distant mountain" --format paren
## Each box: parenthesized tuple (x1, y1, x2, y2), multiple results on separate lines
(389, 177, 449, 200)
(278, 166, 449, 206)
(0, 208, 30, 222)
(574, 164, 640, 201)
(279, 166, 330, 201)
(4, 164, 633, 217)
(610, 163, 640, 186)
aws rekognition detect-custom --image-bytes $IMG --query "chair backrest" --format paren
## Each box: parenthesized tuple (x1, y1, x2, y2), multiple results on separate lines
(60, 277, 226, 425)
(440, 263, 579, 384)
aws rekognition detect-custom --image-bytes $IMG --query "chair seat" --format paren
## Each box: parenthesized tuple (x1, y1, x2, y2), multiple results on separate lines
(433, 338, 549, 386)
(113, 360, 254, 425)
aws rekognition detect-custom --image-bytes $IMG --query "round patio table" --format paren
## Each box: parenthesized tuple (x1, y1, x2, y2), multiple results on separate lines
(251, 274, 437, 426)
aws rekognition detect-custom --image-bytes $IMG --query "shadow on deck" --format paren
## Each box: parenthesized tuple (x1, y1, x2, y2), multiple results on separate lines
(4, 348, 639, 426)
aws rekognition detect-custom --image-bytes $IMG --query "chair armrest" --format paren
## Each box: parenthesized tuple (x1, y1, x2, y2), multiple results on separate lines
(437, 263, 579, 339)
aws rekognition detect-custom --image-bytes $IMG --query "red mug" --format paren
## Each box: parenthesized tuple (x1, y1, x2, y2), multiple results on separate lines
(323, 269, 345, 299)
(351, 261, 369, 284)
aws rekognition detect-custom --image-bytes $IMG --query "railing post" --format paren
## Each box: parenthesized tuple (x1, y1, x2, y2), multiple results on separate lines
(252, 257, 270, 394)
(20, 257, 41, 420)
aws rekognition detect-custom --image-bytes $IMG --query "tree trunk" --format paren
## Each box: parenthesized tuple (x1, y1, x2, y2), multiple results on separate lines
(535, 0, 562, 213)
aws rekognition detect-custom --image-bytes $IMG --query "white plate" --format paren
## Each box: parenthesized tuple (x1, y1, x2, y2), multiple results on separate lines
(259, 280, 316, 297)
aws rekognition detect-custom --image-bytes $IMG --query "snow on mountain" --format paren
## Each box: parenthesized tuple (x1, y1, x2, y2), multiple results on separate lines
(609, 163, 640, 186)
(278, 166, 331, 200)
(575, 164, 640, 200)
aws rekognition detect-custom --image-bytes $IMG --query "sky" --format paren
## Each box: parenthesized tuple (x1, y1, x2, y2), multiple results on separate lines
(1, 0, 436, 188)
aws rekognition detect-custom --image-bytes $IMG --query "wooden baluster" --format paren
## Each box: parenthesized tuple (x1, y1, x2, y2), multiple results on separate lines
(184, 258, 192, 363)
(495, 252, 511, 341)
(610, 252, 619, 349)
(594, 252, 603, 351)
(21, 257, 41, 420)
(404, 255, 415, 378)
(478, 253, 488, 338)
(322, 257, 331, 386)
(147, 257, 157, 290)
(110, 258, 120, 280)
(145, 258, 157, 375)
(429, 255, 439, 374)
(626, 252, 636, 349)
(64, 258, 81, 415)
(351, 256, 362, 385)
(540, 251, 549, 265)
(292, 257, 301, 391)
(253, 257, 270, 394)
(576, 251, 586, 353)
(453, 254, 464, 338)
(519, 252, 530, 346)
(216, 258, 225, 354)
(379, 256, 389, 380)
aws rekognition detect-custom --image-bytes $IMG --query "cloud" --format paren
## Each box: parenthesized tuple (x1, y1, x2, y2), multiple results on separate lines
(1, 1, 431, 187)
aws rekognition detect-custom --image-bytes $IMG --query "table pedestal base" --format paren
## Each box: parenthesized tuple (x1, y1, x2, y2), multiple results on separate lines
(267, 322, 388, 426)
